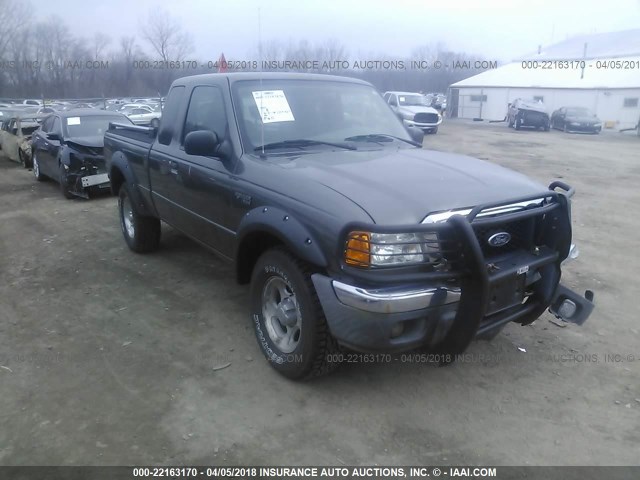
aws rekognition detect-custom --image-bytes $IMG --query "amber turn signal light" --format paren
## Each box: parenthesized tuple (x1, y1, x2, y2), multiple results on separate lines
(344, 231, 371, 267)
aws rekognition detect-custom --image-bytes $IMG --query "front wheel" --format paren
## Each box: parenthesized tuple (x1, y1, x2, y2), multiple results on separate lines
(59, 164, 74, 199)
(118, 184, 161, 253)
(250, 248, 340, 380)
(150, 118, 160, 128)
(515, 116, 523, 130)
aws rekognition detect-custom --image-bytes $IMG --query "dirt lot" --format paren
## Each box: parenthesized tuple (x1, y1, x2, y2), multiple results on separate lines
(1, 120, 639, 467)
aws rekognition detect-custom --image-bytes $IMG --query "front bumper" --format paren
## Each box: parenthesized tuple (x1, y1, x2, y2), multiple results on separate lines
(313, 185, 594, 353)
(403, 118, 442, 130)
(65, 154, 110, 198)
(566, 124, 601, 133)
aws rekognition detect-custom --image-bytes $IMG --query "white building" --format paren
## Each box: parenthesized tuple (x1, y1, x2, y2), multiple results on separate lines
(448, 29, 640, 130)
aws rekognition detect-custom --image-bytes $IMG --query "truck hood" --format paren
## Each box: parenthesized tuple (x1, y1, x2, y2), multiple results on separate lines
(399, 105, 439, 115)
(270, 147, 547, 225)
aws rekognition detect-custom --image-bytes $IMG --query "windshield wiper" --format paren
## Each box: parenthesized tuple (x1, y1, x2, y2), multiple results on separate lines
(254, 139, 356, 153)
(344, 134, 421, 147)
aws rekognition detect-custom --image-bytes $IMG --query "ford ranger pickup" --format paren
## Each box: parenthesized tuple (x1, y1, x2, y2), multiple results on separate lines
(104, 73, 594, 379)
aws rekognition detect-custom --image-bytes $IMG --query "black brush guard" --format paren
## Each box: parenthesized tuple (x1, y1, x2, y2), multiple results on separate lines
(339, 181, 594, 354)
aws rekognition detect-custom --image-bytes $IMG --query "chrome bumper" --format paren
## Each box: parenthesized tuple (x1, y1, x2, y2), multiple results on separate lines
(332, 281, 461, 314)
(403, 118, 443, 129)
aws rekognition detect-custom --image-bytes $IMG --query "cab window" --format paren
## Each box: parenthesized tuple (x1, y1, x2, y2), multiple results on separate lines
(182, 86, 227, 143)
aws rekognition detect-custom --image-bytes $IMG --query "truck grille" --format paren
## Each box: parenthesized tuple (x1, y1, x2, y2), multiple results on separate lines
(473, 218, 536, 258)
(414, 113, 439, 123)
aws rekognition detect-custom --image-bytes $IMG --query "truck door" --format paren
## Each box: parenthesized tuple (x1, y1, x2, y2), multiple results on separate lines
(148, 84, 235, 259)
(174, 84, 236, 258)
(148, 85, 187, 225)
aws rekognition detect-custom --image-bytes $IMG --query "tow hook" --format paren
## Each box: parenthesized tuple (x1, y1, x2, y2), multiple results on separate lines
(549, 284, 595, 325)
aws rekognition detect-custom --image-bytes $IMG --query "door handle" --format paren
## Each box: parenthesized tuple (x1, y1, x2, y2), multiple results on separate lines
(169, 160, 178, 175)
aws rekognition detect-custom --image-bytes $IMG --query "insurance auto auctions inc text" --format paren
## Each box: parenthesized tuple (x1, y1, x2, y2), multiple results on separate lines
(251, 466, 497, 477)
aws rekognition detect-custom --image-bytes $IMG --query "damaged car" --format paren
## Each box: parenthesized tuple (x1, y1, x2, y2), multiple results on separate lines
(0, 112, 43, 167)
(507, 98, 550, 131)
(31, 110, 132, 199)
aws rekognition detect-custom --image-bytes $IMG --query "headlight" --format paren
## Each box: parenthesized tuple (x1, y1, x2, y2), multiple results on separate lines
(344, 231, 443, 268)
(593, 123, 602, 127)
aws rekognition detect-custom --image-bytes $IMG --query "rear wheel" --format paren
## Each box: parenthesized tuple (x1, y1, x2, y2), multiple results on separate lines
(118, 183, 161, 253)
(250, 248, 340, 380)
(32, 153, 45, 181)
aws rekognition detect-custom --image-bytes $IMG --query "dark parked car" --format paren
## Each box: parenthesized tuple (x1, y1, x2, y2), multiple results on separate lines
(31, 110, 132, 198)
(507, 98, 550, 131)
(104, 73, 594, 380)
(551, 107, 602, 133)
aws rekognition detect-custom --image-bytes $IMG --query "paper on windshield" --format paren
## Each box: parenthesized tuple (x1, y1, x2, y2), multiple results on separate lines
(399, 96, 406, 102)
(252, 90, 295, 123)
(67, 117, 81, 126)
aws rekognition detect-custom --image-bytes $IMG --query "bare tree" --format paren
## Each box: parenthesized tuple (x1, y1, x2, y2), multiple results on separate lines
(92, 33, 111, 61)
(141, 9, 193, 62)
(0, 0, 30, 59)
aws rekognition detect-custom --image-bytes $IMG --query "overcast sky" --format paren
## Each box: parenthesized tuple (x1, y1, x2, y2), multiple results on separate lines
(35, 0, 640, 62)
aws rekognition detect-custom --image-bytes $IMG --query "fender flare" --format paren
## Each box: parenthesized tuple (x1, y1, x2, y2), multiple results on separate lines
(235, 206, 328, 269)
(108, 151, 154, 216)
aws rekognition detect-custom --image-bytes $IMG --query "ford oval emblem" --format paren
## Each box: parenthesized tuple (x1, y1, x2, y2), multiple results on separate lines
(488, 232, 511, 247)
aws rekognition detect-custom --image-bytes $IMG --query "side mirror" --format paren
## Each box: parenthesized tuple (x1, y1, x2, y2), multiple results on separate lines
(406, 126, 424, 144)
(184, 130, 220, 157)
(47, 132, 61, 141)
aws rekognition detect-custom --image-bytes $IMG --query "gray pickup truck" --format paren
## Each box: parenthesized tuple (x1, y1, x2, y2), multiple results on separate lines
(104, 72, 594, 380)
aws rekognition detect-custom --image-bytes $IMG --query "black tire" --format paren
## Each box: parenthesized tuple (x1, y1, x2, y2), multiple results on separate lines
(250, 248, 340, 380)
(32, 153, 45, 181)
(59, 164, 75, 199)
(150, 118, 160, 128)
(507, 116, 514, 128)
(118, 183, 161, 253)
(515, 116, 522, 130)
(563, 123, 568, 133)
(430, 126, 438, 134)
(543, 123, 550, 132)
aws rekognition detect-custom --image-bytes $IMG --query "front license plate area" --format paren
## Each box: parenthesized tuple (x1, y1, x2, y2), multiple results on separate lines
(486, 274, 526, 315)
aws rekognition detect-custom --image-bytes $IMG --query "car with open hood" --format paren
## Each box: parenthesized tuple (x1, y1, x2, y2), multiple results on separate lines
(383, 91, 442, 133)
(0, 112, 43, 167)
(31, 110, 133, 199)
(507, 98, 550, 131)
(551, 106, 602, 133)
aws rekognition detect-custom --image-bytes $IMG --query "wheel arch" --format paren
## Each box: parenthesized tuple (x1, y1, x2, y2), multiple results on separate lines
(109, 151, 155, 217)
(235, 207, 329, 284)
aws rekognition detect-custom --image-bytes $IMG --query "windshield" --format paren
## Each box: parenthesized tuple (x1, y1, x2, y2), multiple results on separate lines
(232, 80, 410, 152)
(398, 94, 430, 106)
(566, 107, 593, 117)
(63, 115, 130, 138)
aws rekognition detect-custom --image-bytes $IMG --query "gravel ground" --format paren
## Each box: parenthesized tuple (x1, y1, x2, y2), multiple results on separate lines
(0, 120, 638, 466)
